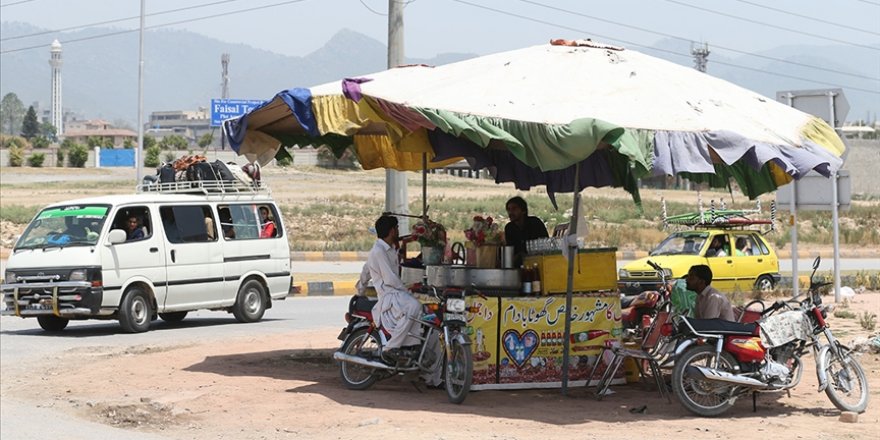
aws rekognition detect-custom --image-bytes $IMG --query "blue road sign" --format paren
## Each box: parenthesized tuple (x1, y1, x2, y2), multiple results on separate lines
(210, 99, 264, 127)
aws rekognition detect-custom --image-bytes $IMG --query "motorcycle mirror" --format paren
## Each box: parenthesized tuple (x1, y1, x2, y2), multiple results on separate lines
(812, 256, 820, 270)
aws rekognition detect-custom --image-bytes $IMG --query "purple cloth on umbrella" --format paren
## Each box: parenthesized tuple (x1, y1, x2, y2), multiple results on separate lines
(341, 78, 373, 102)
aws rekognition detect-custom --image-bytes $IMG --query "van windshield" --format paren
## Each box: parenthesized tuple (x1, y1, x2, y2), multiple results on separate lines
(650, 232, 708, 256)
(16, 205, 110, 249)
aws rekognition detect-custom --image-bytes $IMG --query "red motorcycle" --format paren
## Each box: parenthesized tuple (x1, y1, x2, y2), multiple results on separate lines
(620, 260, 671, 336)
(670, 256, 869, 416)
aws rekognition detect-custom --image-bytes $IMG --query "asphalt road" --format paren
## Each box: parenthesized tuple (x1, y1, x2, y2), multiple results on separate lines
(0, 296, 349, 440)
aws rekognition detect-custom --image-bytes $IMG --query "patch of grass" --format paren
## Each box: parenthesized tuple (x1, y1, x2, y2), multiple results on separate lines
(833, 310, 857, 319)
(0, 204, 40, 224)
(859, 311, 877, 331)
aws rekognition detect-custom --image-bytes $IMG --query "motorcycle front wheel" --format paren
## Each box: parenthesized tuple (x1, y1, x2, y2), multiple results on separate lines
(339, 327, 381, 390)
(444, 333, 473, 404)
(672, 345, 739, 417)
(822, 345, 869, 413)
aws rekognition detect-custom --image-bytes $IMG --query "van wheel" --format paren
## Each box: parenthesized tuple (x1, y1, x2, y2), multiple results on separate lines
(37, 316, 69, 332)
(159, 311, 187, 323)
(233, 279, 266, 323)
(119, 287, 152, 333)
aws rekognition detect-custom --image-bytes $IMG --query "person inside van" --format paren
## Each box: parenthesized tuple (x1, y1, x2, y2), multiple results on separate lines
(218, 208, 236, 239)
(126, 216, 145, 241)
(259, 206, 276, 238)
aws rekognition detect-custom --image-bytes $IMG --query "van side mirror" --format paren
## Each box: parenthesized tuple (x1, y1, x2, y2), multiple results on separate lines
(107, 229, 127, 245)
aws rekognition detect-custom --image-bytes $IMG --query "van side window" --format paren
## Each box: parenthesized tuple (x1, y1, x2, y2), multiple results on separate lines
(160, 205, 216, 243)
(218, 204, 282, 240)
(112, 206, 152, 243)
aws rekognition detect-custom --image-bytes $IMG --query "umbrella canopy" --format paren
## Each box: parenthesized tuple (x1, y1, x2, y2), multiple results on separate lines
(225, 39, 845, 199)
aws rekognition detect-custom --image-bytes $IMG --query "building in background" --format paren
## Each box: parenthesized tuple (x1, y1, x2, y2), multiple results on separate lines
(64, 119, 136, 147)
(145, 108, 216, 146)
(49, 39, 63, 136)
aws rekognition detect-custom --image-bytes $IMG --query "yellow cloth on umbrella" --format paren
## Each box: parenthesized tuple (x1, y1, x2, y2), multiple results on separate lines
(354, 133, 461, 171)
(800, 116, 846, 158)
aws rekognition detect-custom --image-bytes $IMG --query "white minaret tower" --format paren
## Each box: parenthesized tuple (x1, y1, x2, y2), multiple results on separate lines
(49, 39, 63, 136)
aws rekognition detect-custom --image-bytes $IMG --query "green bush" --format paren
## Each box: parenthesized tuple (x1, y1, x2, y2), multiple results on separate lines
(0, 204, 39, 224)
(67, 143, 89, 168)
(56, 148, 65, 167)
(144, 145, 161, 168)
(31, 136, 50, 149)
(27, 152, 45, 167)
(860, 312, 877, 331)
(8, 145, 24, 166)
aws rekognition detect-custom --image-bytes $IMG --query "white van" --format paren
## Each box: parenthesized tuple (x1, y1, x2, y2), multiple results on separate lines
(1, 180, 291, 333)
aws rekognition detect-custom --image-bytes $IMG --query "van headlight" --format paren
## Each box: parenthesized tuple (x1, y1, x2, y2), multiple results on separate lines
(618, 269, 630, 278)
(4, 271, 15, 283)
(69, 269, 87, 281)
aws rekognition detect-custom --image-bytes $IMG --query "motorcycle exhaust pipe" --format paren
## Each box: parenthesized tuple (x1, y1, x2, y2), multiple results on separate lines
(333, 351, 395, 370)
(686, 366, 767, 388)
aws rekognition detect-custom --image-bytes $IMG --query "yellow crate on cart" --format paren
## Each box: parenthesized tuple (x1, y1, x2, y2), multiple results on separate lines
(524, 247, 617, 295)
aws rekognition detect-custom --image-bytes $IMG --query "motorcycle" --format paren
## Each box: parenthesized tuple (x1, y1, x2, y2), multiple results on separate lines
(621, 260, 671, 337)
(333, 286, 476, 404)
(670, 256, 870, 416)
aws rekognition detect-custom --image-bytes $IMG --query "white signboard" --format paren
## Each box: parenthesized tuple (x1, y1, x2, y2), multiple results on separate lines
(775, 170, 851, 211)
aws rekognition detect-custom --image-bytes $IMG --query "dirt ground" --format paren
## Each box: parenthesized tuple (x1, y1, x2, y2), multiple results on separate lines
(2, 293, 878, 440)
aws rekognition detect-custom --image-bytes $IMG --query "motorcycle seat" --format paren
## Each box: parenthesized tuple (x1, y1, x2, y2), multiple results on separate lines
(349, 295, 378, 313)
(681, 318, 758, 336)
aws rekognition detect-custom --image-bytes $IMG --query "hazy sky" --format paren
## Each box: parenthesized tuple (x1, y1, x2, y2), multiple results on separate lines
(3, 0, 879, 59)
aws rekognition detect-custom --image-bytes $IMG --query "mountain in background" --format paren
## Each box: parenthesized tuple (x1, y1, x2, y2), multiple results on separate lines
(1, 21, 877, 126)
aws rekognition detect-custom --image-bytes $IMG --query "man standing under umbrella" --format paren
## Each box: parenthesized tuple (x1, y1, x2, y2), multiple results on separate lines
(504, 196, 548, 266)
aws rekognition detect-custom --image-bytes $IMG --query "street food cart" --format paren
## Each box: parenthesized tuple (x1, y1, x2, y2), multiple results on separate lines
(408, 245, 625, 390)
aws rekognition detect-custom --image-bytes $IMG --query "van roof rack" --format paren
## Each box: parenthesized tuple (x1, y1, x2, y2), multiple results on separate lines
(136, 180, 270, 196)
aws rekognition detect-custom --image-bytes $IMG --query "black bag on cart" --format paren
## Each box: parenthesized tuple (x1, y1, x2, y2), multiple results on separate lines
(211, 160, 235, 182)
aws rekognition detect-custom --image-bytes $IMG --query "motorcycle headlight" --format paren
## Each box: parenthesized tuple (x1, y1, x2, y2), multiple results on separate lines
(4, 271, 15, 283)
(446, 298, 466, 313)
(618, 269, 630, 278)
(69, 269, 87, 281)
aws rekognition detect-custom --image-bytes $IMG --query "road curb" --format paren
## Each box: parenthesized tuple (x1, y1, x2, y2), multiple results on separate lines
(292, 280, 358, 297)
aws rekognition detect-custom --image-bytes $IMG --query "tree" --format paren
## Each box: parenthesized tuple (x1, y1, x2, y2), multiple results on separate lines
(197, 132, 214, 149)
(31, 136, 50, 149)
(0, 93, 25, 135)
(123, 137, 135, 149)
(20, 106, 40, 139)
(158, 134, 188, 150)
(143, 135, 157, 150)
(67, 143, 89, 168)
(86, 136, 108, 148)
(144, 145, 161, 168)
(39, 122, 57, 141)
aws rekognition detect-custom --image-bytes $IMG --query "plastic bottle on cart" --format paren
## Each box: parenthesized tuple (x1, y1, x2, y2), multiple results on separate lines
(521, 265, 532, 295)
(570, 329, 610, 344)
(531, 263, 542, 295)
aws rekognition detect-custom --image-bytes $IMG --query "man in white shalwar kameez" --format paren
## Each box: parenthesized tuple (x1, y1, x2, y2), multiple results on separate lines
(356, 216, 444, 386)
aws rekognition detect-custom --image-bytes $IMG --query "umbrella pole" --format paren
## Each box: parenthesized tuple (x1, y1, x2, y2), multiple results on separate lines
(561, 162, 581, 395)
(422, 153, 428, 218)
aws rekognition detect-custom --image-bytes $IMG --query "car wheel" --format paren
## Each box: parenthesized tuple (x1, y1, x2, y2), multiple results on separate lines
(754, 275, 775, 292)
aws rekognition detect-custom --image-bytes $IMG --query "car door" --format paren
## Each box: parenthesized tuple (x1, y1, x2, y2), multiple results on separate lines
(100, 205, 168, 308)
(704, 232, 736, 292)
(730, 232, 762, 291)
(159, 204, 224, 311)
(218, 203, 289, 300)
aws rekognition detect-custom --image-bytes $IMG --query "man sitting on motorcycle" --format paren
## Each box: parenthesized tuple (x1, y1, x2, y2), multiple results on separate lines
(686, 265, 735, 321)
(358, 215, 424, 363)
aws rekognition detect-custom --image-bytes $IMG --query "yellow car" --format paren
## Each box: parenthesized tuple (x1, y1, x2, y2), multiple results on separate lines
(618, 229, 780, 294)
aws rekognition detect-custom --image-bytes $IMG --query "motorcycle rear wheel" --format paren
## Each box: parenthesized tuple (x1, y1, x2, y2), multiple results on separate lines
(672, 345, 739, 417)
(339, 327, 381, 390)
(822, 346, 869, 413)
(444, 334, 473, 404)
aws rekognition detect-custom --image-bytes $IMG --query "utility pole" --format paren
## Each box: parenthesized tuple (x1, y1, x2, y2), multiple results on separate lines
(691, 41, 710, 73)
(386, 0, 409, 230)
(221, 53, 230, 150)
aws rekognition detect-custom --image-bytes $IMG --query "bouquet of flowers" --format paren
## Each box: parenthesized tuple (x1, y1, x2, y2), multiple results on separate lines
(411, 218, 447, 248)
(464, 215, 503, 246)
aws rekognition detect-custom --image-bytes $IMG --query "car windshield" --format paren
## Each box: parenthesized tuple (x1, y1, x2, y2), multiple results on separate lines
(16, 205, 109, 249)
(650, 232, 708, 256)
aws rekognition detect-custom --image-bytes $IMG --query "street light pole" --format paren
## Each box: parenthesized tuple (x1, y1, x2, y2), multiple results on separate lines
(136, 0, 146, 183)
